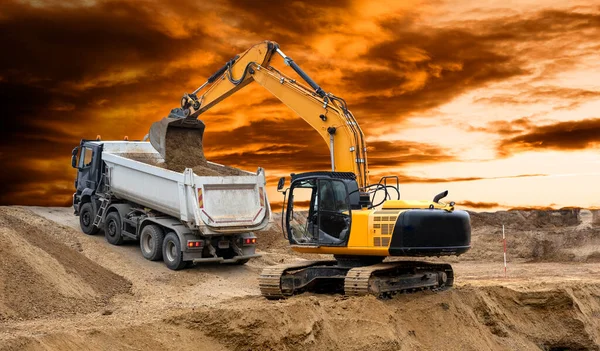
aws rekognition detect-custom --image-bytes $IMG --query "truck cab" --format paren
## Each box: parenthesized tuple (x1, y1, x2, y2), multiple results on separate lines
(71, 140, 103, 215)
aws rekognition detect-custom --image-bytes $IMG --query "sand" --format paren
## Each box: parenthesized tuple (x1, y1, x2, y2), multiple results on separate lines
(122, 127, 247, 177)
(0, 206, 599, 350)
(0, 207, 131, 321)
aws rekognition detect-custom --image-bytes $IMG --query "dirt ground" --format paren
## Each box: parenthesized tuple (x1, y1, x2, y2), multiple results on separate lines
(0, 206, 599, 351)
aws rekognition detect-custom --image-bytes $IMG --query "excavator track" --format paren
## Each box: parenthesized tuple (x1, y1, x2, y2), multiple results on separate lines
(344, 261, 454, 297)
(259, 260, 337, 299)
(260, 260, 453, 299)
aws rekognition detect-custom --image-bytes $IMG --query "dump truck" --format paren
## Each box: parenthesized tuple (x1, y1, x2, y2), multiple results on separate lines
(71, 139, 270, 270)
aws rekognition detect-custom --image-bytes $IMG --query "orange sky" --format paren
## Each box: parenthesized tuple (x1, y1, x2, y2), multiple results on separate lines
(0, 0, 599, 210)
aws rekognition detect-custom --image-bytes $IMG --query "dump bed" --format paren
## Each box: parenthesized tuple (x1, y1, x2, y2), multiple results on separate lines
(96, 141, 270, 234)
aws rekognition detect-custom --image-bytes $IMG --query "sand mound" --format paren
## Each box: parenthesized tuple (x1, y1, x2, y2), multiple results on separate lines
(164, 127, 207, 168)
(164, 284, 600, 351)
(469, 209, 581, 229)
(162, 127, 247, 176)
(0, 207, 131, 321)
(7, 284, 599, 351)
(466, 209, 600, 262)
(124, 129, 247, 176)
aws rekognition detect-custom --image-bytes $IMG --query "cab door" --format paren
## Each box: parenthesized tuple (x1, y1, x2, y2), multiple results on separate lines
(315, 179, 351, 247)
(76, 143, 102, 192)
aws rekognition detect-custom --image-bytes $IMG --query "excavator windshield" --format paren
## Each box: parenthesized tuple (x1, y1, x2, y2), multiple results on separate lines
(286, 176, 351, 247)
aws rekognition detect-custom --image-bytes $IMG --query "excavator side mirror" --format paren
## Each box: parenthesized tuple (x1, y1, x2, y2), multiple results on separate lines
(277, 177, 286, 192)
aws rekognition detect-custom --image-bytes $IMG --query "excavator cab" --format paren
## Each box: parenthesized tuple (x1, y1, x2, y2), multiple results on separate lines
(284, 172, 359, 247)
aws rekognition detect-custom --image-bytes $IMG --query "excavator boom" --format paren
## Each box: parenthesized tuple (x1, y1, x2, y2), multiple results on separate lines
(148, 41, 369, 188)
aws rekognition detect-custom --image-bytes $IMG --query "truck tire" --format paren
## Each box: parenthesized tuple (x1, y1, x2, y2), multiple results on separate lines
(140, 224, 164, 261)
(162, 232, 187, 270)
(104, 212, 124, 245)
(79, 202, 99, 235)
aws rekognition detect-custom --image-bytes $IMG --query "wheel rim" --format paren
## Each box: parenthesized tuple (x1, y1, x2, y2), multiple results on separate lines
(142, 233, 153, 253)
(108, 220, 117, 237)
(166, 241, 177, 262)
(82, 211, 91, 226)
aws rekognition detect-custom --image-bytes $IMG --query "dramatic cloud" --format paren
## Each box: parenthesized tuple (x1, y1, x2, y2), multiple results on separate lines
(0, 0, 598, 208)
(458, 201, 500, 209)
(475, 86, 600, 111)
(499, 118, 600, 155)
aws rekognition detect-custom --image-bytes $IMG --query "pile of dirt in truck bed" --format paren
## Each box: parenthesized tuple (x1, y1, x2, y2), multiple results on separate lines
(0, 207, 131, 321)
(163, 127, 247, 176)
(164, 127, 207, 168)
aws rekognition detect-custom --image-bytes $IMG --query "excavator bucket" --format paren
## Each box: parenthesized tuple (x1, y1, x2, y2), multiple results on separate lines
(148, 108, 205, 159)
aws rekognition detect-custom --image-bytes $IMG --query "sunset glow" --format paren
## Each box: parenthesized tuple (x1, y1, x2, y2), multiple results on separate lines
(0, 0, 598, 209)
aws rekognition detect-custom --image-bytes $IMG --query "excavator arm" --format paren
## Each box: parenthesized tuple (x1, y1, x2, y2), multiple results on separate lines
(149, 41, 369, 188)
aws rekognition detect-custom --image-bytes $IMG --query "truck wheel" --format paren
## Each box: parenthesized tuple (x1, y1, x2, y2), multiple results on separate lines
(104, 212, 124, 245)
(140, 225, 164, 261)
(162, 232, 187, 270)
(79, 202, 99, 235)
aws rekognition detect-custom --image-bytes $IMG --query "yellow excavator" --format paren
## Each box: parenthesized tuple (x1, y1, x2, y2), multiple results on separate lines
(149, 41, 471, 298)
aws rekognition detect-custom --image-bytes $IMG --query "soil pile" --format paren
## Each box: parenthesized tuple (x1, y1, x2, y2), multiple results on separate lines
(468, 208, 581, 229)
(124, 127, 247, 176)
(0, 207, 131, 321)
(163, 127, 247, 176)
(165, 285, 600, 351)
(164, 127, 207, 169)
(466, 209, 600, 262)
(6, 284, 599, 351)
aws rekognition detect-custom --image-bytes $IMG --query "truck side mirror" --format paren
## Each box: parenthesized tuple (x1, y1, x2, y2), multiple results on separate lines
(71, 147, 80, 168)
(277, 177, 286, 192)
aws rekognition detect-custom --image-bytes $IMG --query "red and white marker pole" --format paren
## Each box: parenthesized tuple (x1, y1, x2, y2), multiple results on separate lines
(502, 224, 507, 277)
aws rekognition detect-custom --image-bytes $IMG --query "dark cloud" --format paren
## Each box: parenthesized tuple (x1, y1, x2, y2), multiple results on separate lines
(343, 22, 528, 121)
(475, 86, 600, 110)
(499, 118, 600, 155)
(204, 118, 333, 172)
(467, 117, 533, 136)
(458, 201, 500, 209)
(223, 0, 352, 42)
(367, 140, 456, 169)
(340, 8, 600, 124)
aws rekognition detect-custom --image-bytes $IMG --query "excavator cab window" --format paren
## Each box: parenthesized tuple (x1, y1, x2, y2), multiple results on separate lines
(287, 177, 351, 247)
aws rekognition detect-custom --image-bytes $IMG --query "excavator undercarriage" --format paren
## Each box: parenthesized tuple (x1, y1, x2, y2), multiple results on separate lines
(259, 257, 454, 299)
